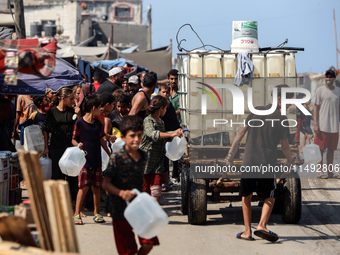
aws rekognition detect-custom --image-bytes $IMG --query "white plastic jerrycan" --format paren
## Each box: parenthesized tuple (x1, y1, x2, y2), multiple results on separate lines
(165, 136, 187, 161)
(303, 143, 322, 165)
(111, 138, 125, 153)
(124, 189, 168, 239)
(59, 147, 86, 176)
(101, 147, 110, 171)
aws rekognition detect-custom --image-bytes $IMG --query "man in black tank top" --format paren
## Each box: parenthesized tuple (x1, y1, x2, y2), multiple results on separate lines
(129, 72, 157, 119)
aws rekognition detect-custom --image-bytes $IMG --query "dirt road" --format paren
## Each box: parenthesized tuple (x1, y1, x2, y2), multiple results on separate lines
(76, 174, 340, 255)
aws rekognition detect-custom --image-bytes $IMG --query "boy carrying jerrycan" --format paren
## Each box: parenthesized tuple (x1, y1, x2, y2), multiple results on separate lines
(103, 116, 161, 255)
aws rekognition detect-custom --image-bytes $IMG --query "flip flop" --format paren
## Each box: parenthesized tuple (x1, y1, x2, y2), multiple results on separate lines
(93, 214, 106, 223)
(317, 174, 328, 179)
(254, 230, 278, 242)
(236, 232, 255, 241)
(73, 215, 83, 225)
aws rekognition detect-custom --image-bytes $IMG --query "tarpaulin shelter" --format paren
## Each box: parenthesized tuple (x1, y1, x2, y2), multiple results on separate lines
(118, 46, 171, 79)
(0, 57, 83, 95)
(91, 58, 148, 79)
(0, 38, 57, 77)
(57, 44, 118, 63)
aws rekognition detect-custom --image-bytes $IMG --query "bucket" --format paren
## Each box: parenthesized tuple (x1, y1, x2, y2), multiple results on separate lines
(231, 21, 259, 53)
(303, 143, 322, 165)
(124, 189, 168, 239)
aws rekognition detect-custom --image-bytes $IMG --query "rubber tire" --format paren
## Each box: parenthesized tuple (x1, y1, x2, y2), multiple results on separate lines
(281, 177, 302, 224)
(188, 178, 207, 225)
(180, 165, 189, 215)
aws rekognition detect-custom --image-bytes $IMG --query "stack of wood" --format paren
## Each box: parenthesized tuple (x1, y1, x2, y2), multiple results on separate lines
(17, 149, 79, 253)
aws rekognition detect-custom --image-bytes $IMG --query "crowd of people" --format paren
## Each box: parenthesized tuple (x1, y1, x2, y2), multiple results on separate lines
(1, 67, 339, 252)
(0, 67, 183, 255)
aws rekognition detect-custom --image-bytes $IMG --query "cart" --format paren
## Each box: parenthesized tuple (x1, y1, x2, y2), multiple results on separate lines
(177, 49, 303, 225)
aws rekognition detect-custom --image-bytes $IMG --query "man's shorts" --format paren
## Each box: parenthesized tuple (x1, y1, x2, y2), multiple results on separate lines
(112, 219, 159, 255)
(78, 167, 102, 188)
(239, 178, 275, 199)
(314, 131, 339, 151)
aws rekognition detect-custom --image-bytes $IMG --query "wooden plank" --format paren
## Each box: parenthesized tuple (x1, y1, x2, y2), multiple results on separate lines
(0, 241, 82, 255)
(17, 150, 53, 251)
(43, 180, 61, 252)
(28, 151, 53, 250)
(51, 182, 68, 252)
(17, 150, 47, 250)
(57, 180, 80, 253)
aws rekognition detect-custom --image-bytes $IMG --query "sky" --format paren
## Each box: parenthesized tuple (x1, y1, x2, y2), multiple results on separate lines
(142, 0, 340, 74)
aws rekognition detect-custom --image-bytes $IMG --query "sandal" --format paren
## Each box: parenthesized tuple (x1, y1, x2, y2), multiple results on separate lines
(162, 185, 172, 192)
(93, 214, 105, 223)
(73, 215, 83, 225)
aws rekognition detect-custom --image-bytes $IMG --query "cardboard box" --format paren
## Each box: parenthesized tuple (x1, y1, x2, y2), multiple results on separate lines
(0, 180, 9, 206)
(0, 169, 10, 182)
(0, 157, 10, 170)
(9, 188, 22, 206)
(10, 165, 19, 176)
(9, 175, 19, 190)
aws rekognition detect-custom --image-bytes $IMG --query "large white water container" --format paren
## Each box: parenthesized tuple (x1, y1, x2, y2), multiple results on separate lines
(252, 54, 265, 77)
(165, 136, 187, 161)
(285, 52, 296, 77)
(189, 51, 205, 77)
(231, 21, 259, 53)
(223, 54, 237, 77)
(204, 51, 222, 77)
(111, 138, 125, 153)
(124, 189, 168, 239)
(267, 53, 284, 77)
(23, 125, 45, 154)
(267, 51, 296, 78)
(303, 143, 322, 164)
(59, 147, 86, 177)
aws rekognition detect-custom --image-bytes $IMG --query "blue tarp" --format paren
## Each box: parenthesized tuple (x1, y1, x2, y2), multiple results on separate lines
(91, 58, 148, 72)
(0, 57, 83, 95)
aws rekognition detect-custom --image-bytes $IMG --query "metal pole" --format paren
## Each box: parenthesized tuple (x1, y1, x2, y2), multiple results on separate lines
(14, 0, 26, 39)
(334, 9, 339, 71)
(147, 4, 152, 50)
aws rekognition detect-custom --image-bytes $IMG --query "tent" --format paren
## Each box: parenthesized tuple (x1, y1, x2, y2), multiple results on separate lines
(57, 44, 118, 63)
(0, 57, 83, 95)
(119, 46, 171, 79)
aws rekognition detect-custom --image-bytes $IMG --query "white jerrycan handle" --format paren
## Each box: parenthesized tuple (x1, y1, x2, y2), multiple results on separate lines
(125, 188, 140, 205)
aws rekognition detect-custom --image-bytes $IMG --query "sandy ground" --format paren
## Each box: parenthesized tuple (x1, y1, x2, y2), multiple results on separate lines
(18, 143, 340, 254)
(74, 157, 340, 255)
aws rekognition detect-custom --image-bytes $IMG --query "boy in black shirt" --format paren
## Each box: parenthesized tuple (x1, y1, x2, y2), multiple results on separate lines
(103, 116, 159, 255)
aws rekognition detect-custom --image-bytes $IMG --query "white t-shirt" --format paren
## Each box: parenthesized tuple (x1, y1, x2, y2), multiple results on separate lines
(314, 85, 340, 133)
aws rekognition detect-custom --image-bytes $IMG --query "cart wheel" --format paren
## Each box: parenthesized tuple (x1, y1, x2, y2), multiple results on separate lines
(188, 178, 207, 225)
(281, 177, 301, 224)
(180, 165, 189, 215)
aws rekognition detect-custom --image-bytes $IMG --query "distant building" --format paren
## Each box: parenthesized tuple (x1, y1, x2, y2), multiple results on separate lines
(23, 0, 148, 49)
